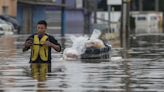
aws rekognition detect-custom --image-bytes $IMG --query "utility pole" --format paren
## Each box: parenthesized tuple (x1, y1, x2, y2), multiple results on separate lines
(83, 0, 96, 34)
(121, 0, 130, 50)
(83, 0, 91, 34)
(93, 0, 97, 24)
(61, 0, 66, 37)
(108, 3, 111, 35)
(61, 0, 66, 51)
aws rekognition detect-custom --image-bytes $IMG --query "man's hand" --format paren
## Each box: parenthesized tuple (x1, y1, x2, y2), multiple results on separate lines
(44, 41, 61, 52)
(25, 40, 33, 48)
(44, 41, 53, 47)
(23, 39, 33, 52)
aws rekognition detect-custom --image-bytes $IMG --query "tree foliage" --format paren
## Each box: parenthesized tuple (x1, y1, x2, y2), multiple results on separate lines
(159, 0, 164, 11)
(133, 0, 164, 11)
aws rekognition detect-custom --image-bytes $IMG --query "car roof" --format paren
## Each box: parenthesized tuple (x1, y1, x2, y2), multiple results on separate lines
(0, 18, 8, 24)
(0, 15, 19, 25)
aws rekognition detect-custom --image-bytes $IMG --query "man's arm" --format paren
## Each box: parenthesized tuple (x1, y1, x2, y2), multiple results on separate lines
(50, 42, 61, 52)
(22, 36, 33, 52)
(45, 35, 61, 52)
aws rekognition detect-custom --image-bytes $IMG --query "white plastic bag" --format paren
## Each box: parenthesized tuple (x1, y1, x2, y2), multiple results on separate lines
(90, 29, 101, 40)
(70, 35, 89, 54)
(63, 48, 80, 61)
(63, 35, 89, 60)
(85, 39, 105, 48)
(85, 29, 105, 48)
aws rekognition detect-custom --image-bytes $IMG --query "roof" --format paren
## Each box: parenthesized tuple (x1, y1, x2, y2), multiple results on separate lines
(18, 0, 55, 5)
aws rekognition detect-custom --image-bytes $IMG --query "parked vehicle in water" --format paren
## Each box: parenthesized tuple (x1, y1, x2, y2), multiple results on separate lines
(131, 12, 162, 34)
(0, 15, 20, 34)
(0, 19, 14, 35)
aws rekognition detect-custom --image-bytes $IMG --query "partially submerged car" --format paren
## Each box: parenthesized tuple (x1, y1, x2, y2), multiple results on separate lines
(0, 15, 20, 34)
(0, 19, 14, 35)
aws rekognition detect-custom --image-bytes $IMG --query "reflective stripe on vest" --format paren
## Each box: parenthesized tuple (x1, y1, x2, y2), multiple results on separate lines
(31, 35, 48, 62)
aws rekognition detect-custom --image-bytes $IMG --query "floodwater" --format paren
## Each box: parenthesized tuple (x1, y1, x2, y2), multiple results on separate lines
(0, 34, 164, 92)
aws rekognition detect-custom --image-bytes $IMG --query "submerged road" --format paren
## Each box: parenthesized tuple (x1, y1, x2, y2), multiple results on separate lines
(0, 34, 164, 92)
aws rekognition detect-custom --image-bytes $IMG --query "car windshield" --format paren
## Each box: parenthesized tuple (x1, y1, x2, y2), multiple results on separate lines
(0, 15, 19, 25)
(137, 16, 146, 20)
(0, 19, 7, 24)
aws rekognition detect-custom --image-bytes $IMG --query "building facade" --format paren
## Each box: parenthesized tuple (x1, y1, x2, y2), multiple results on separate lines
(46, 0, 84, 34)
(17, 0, 85, 34)
(0, 0, 96, 34)
(0, 0, 17, 17)
(17, 0, 56, 33)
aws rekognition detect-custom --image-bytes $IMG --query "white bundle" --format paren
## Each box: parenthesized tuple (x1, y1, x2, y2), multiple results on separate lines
(85, 39, 105, 48)
(63, 35, 88, 60)
(63, 48, 80, 61)
(85, 29, 105, 48)
(63, 29, 107, 60)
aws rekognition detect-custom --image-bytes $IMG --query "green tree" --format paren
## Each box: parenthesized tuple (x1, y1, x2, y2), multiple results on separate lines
(159, 0, 164, 11)
(143, 0, 155, 10)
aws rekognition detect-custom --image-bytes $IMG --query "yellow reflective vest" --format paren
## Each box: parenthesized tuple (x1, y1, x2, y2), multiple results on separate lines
(31, 35, 49, 62)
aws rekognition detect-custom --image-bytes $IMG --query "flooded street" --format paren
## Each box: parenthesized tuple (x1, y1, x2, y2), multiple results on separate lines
(0, 34, 164, 92)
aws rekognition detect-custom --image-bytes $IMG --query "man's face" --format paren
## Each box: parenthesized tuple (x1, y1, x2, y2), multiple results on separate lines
(37, 24, 46, 34)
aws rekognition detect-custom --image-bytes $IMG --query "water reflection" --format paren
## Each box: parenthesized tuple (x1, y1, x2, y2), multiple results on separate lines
(30, 63, 51, 82)
(30, 63, 51, 92)
(0, 35, 16, 59)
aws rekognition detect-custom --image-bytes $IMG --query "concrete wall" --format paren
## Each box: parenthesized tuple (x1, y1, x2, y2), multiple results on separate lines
(65, 10, 84, 34)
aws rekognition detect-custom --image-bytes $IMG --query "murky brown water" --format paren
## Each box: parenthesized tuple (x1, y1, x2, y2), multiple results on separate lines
(0, 34, 164, 92)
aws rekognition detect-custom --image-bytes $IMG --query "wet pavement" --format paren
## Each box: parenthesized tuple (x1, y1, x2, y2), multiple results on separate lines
(0, 34, 164, 92)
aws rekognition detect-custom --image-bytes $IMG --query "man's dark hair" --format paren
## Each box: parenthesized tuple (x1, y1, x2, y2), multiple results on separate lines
(37, 20, 47, 27)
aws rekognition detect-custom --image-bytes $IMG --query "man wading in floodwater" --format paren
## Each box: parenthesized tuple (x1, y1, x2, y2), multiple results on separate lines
(22, 20, 61, 63)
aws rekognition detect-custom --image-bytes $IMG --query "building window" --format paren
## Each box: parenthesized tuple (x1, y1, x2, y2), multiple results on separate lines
(76, 0, 83, 8)
(2, 6, 8, 15)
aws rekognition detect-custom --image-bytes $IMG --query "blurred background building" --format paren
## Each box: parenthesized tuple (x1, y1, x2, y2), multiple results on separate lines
(0, 0, 17, 17)
(17, 0, 85, 34)
(17, 0, 55, 33)
(0, 0, 163, 35)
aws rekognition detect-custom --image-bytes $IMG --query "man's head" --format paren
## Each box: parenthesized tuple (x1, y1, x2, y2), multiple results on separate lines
(37, 20, 47, 34)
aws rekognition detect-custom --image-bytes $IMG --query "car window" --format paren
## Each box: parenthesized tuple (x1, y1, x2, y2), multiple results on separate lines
(0, 19, 6, 24)
(137, 16, 146, 21)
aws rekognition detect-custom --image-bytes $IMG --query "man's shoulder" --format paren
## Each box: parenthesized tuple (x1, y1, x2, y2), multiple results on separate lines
(29, 33, 37, 37)
(46, 34, 58, 42)
(46, 34, 54, 39)
(26, 33, 37, 40)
